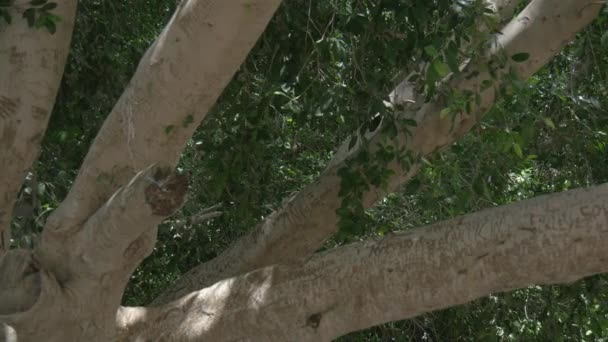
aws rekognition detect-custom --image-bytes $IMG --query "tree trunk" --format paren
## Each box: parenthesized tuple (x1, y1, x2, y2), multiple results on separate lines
(0, 0, 606, 341)
(0, 1, 280, 341)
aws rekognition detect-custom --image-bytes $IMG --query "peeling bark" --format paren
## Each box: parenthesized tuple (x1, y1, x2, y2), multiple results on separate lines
(155, 0, 601, 303)
(119, 184, 608, 341)
(0, 2, 78, 256)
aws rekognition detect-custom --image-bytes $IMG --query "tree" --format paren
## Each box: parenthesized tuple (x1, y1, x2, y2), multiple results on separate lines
(0, 0, 606, 340)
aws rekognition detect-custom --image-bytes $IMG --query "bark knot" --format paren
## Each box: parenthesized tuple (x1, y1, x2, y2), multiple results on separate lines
(144, 168, 188, 216)
(306, 312, 322, 329)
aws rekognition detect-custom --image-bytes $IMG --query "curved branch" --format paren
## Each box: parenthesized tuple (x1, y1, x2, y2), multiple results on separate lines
(78, 164, 188, 275)
(0, 165, 187, 341)
(119, 183, 608, 341)
(44, 0, 281, 233)
(37, 164, 187, 281)
(0, 250, 40, 315)
(154, 0, 601, 303)
(0, 2, 78, 255)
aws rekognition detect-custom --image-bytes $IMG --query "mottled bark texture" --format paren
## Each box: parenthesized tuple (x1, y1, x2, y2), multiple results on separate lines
(0, 1, 78, 257)
(0, 0, 605, 341)
(1, 0, 280, 341)
(118, 184, 608, 341)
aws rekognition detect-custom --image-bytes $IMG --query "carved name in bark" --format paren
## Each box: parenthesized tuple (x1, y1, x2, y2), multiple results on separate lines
(119, 184, 608, 341)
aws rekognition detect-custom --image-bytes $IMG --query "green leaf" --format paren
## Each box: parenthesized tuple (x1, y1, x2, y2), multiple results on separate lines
(601, 31, 608, 48)
(424, 45, 439, 58)
(164, 125, 175, 135)
(182, 114, 194, 127)
(542, 117, 556, 129)
(23, 8, 35, 27)
(464, 100, 472, 114)
(432, 59, 450, 77)
(439, 107, 451, 119)
(445, 44, 460, 73)
(512, 143, 523, 159)
(511, 52, 530, 62)
(0, 9, 10, 24)
(400, 118, 417, 127)
(45, 11, 60, 23)
(57, 130, 67, 141)
(426, 63, 440, 84)
(43, 18, 55, 33)
(472, 176, 485, 196)
(34, 15, 45, 28)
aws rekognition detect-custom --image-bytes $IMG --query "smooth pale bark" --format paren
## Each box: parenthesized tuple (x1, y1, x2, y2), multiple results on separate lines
(0, 2, 77, 256)
(44, 0, 281, 236)
(154, 0, 600, 304)
(1, 0, 605, 340)
(0, 164, 187, 342)
(1, 2, 280, 340)
(119, 183, 608, 341)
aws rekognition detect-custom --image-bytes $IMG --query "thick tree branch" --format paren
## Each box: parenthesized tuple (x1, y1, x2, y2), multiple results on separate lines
(119, 183, 608, 341)
(154, 0, 600, 303)
(44, 0, 281, 234)
(37, 164, 188, 282)
(1, 164, 187, 341)
(0, 2, 77, 256)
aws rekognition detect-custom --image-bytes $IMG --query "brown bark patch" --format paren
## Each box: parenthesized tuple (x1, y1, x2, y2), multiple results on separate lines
(145, 169, 188, 216)
(306, 312, 322, 329)
(9, 46, 26, 70)
(1, 122, 17, 146)
(31, 106, 49, 121)
(0, 96, 18, 119)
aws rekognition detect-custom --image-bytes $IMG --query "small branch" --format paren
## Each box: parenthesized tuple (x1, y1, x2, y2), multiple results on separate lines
(199, 203, 222, 214)
(153, 0, 602, 304)
(119, 183, 608, 341)
(189, 203, 223, 225)
(164, 204, 222, 232)
(0, 2, 78, 256)
(191, 211, 223, 225)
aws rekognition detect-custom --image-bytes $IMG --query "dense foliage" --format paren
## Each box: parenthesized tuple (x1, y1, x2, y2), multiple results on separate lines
(9, 1, 608, 340)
